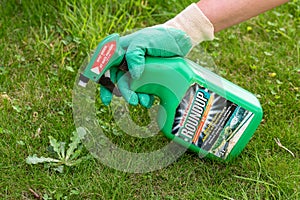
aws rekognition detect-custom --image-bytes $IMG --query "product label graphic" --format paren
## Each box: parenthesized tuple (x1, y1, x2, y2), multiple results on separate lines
(172, 83, 254, 159)
(91, 41, 116, 74)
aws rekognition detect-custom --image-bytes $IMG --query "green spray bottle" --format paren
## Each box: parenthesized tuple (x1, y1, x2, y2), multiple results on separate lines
(78, 34, 263, 161)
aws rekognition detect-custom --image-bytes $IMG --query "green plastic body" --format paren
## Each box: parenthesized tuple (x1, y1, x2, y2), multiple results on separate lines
(130, 57, 263, 161)
(80, 34, 263, 161)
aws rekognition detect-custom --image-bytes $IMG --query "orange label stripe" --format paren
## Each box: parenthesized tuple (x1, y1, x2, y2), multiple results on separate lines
(192, 96, 214, 144)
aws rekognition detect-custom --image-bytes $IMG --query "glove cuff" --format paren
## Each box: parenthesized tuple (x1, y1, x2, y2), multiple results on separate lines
(164, 3, 214, 46)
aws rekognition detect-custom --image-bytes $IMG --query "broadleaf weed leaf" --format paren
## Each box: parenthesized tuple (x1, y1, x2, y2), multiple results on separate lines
(59, 142, 66, 159)
(53, 165, 64, 173)
(66, 155, 92, 166)
(26, 154, 60, 164)
(66, 129, 86, 160)
(49, 136, 63, 159)
(69, 145, 83, 161)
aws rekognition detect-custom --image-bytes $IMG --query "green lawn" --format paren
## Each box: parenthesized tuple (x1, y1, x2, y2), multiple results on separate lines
(0, 0, 299, 199)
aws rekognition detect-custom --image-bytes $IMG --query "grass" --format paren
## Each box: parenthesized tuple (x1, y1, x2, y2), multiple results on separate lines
(0, 0, 299, 199)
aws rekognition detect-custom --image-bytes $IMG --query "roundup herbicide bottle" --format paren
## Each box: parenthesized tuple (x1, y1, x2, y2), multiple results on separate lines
(79, 34, 263, 161)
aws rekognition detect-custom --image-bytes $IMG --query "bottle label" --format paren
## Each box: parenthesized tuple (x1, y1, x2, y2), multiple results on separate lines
(172, 83, 254, 159)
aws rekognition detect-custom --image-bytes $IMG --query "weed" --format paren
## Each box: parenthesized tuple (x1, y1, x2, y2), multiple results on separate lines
(26, 128, 91, 173)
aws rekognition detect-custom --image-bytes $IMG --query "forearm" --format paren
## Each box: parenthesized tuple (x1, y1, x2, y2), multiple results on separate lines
(197, 0, 289, 32)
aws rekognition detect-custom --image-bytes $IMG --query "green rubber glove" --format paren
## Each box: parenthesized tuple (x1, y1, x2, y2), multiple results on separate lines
(100, 26, 193, 107)
(120, 26, 193, 79)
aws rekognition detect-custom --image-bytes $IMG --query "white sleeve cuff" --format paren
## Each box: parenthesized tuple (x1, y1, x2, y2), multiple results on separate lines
(164, 3, 214, 46)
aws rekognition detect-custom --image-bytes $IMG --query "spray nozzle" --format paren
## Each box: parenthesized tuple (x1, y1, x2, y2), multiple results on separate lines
(78, 34, 126, 88)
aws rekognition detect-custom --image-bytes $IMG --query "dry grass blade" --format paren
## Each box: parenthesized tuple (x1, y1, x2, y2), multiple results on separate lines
(274, 138, 295, 157)
(28, 188, 40, 199)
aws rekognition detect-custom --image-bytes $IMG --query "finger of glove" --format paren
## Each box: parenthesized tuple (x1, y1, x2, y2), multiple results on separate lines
(116, 71, 139, 105)
(125, 46, 145, 80)
(138, 93, 155, 109)
(109, 66, 118, 83)
(100, 85, 113, 106)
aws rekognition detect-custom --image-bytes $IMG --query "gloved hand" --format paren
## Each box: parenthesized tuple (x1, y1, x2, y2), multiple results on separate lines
(100, 67, 155, 108)
(100, 26, 193, 107)
(100, 3, 214, 107)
